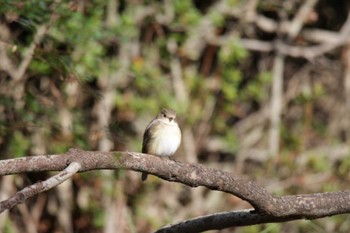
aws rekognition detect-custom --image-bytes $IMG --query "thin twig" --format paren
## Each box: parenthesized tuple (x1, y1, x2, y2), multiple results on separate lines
(0, 162, 81, 213)
(269, 53, 285, 156)
(13, 23, 50, 81)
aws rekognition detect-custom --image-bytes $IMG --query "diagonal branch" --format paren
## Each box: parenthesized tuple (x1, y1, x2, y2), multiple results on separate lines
(155, 209, 300, 233)
(12, 23, 51, 81)
(287, 0, 319, 39)
(0, 161, 81, 213)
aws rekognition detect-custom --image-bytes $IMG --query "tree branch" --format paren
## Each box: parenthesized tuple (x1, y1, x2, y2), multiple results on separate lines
(0, 161, 81, 213)
(155, 209, 300, 233)
(287, 0, 319, 39)
(0, 149, 350, 228)
(12, 23, 50, 81)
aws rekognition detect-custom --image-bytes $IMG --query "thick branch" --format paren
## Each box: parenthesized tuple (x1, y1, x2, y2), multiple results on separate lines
(0, 149, 350, 220)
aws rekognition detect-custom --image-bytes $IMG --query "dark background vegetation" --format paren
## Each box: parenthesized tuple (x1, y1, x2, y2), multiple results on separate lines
(1, 0, 350, 232)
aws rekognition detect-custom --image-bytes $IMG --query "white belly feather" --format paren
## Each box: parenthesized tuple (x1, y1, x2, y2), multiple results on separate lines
(150, 124, 181, 157)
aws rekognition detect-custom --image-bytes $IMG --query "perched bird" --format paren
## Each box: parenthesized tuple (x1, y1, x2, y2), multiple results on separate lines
(141, 108, 181, 181)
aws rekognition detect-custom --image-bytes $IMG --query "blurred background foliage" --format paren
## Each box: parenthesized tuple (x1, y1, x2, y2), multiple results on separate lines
(1, 0, 350, 232)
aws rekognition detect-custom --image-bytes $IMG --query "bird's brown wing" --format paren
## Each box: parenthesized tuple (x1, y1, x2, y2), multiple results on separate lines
(142, 119, 158, 153)
(142, 126, 151, 153)
(141, 119, 159, 181)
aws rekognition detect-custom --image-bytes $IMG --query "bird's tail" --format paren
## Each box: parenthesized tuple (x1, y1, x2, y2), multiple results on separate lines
(141, 172, 148, 181)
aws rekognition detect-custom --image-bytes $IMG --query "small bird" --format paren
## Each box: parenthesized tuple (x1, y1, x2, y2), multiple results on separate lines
(141, 108, 181, 181)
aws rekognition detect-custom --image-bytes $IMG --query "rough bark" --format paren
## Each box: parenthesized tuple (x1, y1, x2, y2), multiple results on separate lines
(0, 148, 349, 222)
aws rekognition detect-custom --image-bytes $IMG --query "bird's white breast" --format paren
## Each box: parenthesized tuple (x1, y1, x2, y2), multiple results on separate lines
(150, 123, 181, 157)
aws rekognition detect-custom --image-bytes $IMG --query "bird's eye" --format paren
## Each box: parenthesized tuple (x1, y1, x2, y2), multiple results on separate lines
(162, 113, 166, 117)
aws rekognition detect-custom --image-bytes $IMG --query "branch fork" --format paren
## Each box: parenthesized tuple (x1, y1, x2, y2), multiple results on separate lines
(0, 149, 349, 231)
